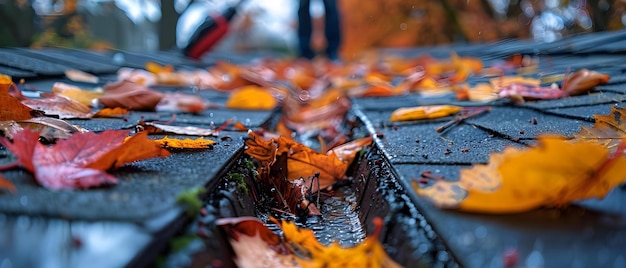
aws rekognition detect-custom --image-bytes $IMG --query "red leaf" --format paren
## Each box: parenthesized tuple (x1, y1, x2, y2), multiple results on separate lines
(0, 129, 170, 190)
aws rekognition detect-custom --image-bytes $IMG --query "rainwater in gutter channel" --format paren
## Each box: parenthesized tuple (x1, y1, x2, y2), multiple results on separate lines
(158, 106, 458, 268)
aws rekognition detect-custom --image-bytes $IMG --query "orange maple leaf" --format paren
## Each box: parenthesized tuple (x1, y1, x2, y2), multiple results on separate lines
(0, 129, 170, 190)
(276, 217, 402, 268)
(217, 216, 401, 268)
(414, 136, 626, 213)
(0, 74, 33, 121)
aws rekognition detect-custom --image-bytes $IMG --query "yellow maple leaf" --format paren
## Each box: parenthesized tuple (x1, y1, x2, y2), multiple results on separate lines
(414, 136, 626, 213)
(390, 105, 462, 122)
(152, 136, 215, 149)
(226, 85, 278, 110)
(278, 218, 401, 268)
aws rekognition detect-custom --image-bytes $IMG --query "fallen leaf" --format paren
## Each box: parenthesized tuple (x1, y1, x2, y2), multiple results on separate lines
(117, 67, 158, 86)
(233, 121, 248, 131)
(245, 131, 348, 191)
(426, 53, 482, 83)
(210, 61, 255, 90)
(0, 74, 33, 121)
(93, 107, 129, 118)
(153, 136, 215, 149)
(18, 117, 86, 141)
(497, 83, 565, 102)
(226, 85, 278, 110)
(139, 121, 220, 136)
(156, 92, 216, 113)
(244, 131, 323, 216)
(281, 90, 351, 139)
(217, 216, 284, 248)
(0, 121, 23, 138)
(414, 136, 626, 213)
(65, 69, 99, 84)
(390, 105, 463, 122)
(461, 83, 500, 102)
(327, 136, 373, 163)
(216, 217, 297, 267)
(0, 129, 170, 190)
(52, 82, 103, 106)
(572, 106, 626, 150)
(217, 216, 400, 268)
(97, 80, 164, 111)
(276, 217, 402, 268)
(22, 93, 93, 119)
(490, 76, 540, 88)
(562, 69, 610, 96)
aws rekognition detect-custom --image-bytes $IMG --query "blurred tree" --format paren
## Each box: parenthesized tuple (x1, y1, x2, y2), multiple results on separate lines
(159, 0, 179, 50)
(31, 0, 109, 49)
(0, 0, 37, 47)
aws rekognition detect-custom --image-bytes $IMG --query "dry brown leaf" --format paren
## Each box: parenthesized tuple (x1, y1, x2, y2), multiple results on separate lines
(572, 106, 626, 150)
(22, 93, 93, 119)
(98, 80, 164, 111)
(245, 131, 348, 191)
(562, 69, 610, 96)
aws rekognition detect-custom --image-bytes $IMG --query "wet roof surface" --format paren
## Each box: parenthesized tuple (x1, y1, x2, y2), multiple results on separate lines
(2, 30, 626, 267)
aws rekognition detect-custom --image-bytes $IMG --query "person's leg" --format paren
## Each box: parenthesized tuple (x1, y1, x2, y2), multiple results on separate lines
(322, 0, 341, 60)
(298, 0, 315, 59)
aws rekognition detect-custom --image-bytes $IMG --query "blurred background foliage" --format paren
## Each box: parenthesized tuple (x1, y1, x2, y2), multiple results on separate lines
(340, 0, 625, 57)
(1, 0, 625, 58)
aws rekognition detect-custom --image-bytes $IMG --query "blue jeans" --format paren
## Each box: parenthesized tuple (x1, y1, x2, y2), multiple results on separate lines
(297, 0, 341, 60)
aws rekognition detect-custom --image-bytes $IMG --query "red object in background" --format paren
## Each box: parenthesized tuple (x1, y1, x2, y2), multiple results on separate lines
(183, 2, 242, 59)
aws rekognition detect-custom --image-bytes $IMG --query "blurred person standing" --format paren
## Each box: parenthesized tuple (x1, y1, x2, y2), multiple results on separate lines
(297, 0, 341, 60)
(0, 0, 37, 47)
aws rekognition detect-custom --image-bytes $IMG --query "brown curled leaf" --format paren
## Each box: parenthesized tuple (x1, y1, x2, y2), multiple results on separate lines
(562, 69, 610, 96)
(98, 80, 164, 111)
